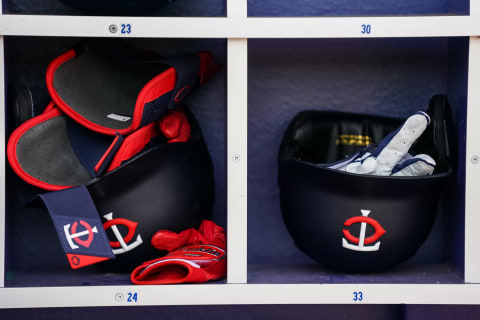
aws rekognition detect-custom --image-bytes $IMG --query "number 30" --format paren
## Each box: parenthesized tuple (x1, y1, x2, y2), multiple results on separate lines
(361, 24, 371, 34)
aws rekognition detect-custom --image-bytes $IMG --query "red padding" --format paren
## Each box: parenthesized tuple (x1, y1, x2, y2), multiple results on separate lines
(133, 67, 176, 131)
(107, 122, 160, 172)
(7, 103, 72, 191)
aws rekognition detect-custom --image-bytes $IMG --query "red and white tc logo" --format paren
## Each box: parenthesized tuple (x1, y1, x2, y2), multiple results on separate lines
(342, 209, 386, 252)
(103, 212, 143, 255)
(64, 220, 98, 249)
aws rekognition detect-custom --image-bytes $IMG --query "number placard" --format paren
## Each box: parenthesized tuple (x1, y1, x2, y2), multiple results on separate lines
(121, 24, 132, 34)
(353, 291, 364, 302)
(127, 292, 138, 303)
(361, 24, 372, 35)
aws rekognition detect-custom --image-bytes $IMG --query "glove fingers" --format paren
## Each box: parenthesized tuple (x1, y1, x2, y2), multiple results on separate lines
(151, 228, 196, 251)
(343, 153, 377, 174)
(159, 109, 191, 143)
(391, 154, 436, 176)
(374, 111, 430, 175)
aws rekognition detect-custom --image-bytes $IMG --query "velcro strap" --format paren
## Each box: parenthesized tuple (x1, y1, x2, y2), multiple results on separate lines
(166, 244, 226, 263)
(37, 185, 115, 269)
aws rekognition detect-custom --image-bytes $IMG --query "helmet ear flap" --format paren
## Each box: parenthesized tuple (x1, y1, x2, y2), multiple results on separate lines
(412, 94, 455, 174)
(7, 84, 34, 133)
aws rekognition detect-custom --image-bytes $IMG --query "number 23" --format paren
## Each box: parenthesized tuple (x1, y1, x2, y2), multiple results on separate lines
(121, 24, 131, 34)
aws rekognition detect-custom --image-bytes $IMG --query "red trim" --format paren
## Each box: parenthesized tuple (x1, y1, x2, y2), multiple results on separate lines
(142, 67, 176, 104)
(107, 123, 159, 172)
(7, 106, 73, 191)
(131, 67, 176, 132)
(43, 101, 57, 113)
(94, 135, 121, 173)
(66, 254, 110, 269)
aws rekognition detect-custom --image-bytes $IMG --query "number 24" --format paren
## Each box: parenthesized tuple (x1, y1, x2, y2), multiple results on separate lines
(127, 292, 138, 302)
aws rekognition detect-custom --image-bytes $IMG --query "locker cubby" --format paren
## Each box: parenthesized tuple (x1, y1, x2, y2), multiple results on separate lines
(247, 37, 468, 284)
(3, 36, 227, 287)
(247, 0, 469, 17)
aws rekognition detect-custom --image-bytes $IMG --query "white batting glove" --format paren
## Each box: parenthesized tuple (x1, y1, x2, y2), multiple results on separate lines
(330, 111, 436, 177)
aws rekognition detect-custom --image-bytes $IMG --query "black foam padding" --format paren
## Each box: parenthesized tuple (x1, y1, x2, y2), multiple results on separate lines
(53, 50, 168, 130)
(278, 96, 454, 174)
(278, 111, 401, 164)
(16, 115, 91, 187)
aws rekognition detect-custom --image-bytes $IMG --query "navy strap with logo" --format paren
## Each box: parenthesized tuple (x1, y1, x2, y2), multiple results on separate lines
(37, 185, 115, 269)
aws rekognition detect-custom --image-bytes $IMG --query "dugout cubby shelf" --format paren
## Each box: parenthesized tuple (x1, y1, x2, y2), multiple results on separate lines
(1, 0, 480, 308)
(2, 36, 227, 288)
(247, 37, 467, 285)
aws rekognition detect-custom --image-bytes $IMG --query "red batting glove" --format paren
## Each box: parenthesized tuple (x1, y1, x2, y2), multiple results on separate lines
(131, 220, 226, 285)
(158, 109, 191, 143)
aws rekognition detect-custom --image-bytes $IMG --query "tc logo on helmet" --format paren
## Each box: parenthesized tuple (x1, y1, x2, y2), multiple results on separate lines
(103, 212, 143, 255)
(342, 210, 386, 252)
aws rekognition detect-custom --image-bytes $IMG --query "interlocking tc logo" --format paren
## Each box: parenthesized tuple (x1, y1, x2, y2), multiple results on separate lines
(342, 209, 386, 252)
(103, 212, 143, 255)
(64, 220, 98, 250)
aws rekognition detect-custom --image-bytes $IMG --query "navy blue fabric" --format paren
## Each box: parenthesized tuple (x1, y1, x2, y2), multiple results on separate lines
(139, 91, 172, 128)
(162, 54, 201, 109)
(36, 186, 114, 259)
(67, 118, 121, 178)
(139, 54, 201, 128)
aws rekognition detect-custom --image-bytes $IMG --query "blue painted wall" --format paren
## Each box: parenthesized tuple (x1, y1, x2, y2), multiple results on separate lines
(248, 0, 468, 16)
(248, 38, 442, 263)
(247, 38, 467, 273)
